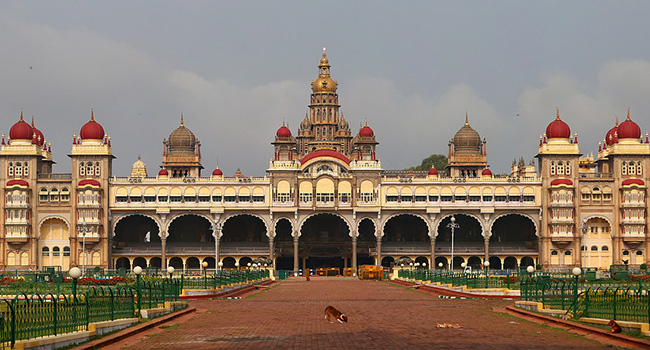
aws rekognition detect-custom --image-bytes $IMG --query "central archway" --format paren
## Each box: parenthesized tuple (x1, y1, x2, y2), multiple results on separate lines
(299, 213, 351, 273)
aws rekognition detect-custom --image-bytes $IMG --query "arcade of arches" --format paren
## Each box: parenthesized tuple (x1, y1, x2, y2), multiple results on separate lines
(111, 211, 539, 273)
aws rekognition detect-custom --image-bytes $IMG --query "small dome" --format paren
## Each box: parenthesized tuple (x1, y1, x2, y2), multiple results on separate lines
(233, 169, 244, 178)
(427, 168, 438, 176)
(482, 168, 492, 176)
(605, 118, 618, 146)
(338, 115, 349, 130)
(545, 110, 571, 139)
(31, 118, 45, 147)
(300, 115, 312, 130)
(80, 110, 105, 140)
(158, 169, 169, 176)
(212, 167, 223, 176)
(311, 50, 337, 94)
(168, 115, 196, 151)
(276, 123, 291, 137)
(9, 112, 33, 141)
(453, 115, 481, 154)
(618, 110, 641, 140)
(359, 123, 374, 137)
(550, 178, 573, 187)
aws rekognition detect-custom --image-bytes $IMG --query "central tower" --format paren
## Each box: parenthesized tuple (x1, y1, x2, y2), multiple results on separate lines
(296, 48, 353, 156)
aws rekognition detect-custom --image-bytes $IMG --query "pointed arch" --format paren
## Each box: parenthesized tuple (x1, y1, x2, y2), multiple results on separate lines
(113, 213, 162, 238)
(298, 212, 352, 238)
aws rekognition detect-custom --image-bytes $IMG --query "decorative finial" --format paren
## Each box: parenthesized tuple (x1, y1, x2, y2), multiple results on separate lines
(20, 109, 24, 121)
(138, 155, 141, 160)
(465, 111, 469, 126)
(322, 46, 326, 57)
(31, 116, 35, 127)
(615, 115, 619, 126)
(90, 108, 95, 121)
(556, 108, 560, 120)
(180, 113, 184, 127)
(626, 107, 631, 121)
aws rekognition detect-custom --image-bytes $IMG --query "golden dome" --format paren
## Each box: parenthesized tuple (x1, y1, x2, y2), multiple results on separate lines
(311, 49, 338, 94)
(452, 114, 482, 154)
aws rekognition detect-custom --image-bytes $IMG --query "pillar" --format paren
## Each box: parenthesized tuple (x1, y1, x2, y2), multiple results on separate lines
(268, 236, 274, 267)
(376, 236, 382, 266)
(161, 236, 167, 269)
(430, 238, 436, 269)
(293, 236, 299, 275)
(484, 237, 490, 264)
(352, 236, 357, 273)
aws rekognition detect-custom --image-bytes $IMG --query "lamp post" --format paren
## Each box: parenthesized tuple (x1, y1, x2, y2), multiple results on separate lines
(69, 267, 82, 297)
(202, 261, 208, 289)
(167, 266, 174, 279)
(78, 220, 90, 276)
(447, 216, 459, 271)
(211, 222, 222, 274)
(572, 267, 582, 308)
(579, 218, 588, 268)
(133, 266, 143, 317)
(484, 261, 490, 289)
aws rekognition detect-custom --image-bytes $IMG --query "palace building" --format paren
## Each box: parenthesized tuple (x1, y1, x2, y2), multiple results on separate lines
(1, 51, 649, 273)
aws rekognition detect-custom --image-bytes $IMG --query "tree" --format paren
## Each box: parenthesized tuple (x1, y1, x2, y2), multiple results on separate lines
(407, 154, 448, 171)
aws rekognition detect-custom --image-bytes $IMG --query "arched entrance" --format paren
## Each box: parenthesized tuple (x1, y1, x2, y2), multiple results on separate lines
(133, 257, 147, 268)
(357, 218, 376, 266)
(381, 256, 395, 267)
(113, 214, 161, 270)
(436, 214, 482, 269)
(115, 257, 130, 270)
(300, 214, 351, 272)
(39, 218, 71, 270)
(383, 214, 430, 265)
(582, 217, 612, 268)
(274, 218, 294, 271)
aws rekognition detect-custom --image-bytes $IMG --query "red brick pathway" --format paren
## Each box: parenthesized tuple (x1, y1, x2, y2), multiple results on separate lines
(112, 277, 618, 350)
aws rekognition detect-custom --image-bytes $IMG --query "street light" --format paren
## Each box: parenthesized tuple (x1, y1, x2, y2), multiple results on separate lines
(235, 261, 240, 271)
(526, 265, 534, 275)
(78, 220, 90, 277)
(133, 266, 143, 317)
(438, 262, 443, 269)
(579, 218, 588, 268)
(572, 267, 582, 307)
(69, 267, 82, 297)
(447, 216, 459, 271)
(167, 266, 175, 279)
(202, 261, 209, 289)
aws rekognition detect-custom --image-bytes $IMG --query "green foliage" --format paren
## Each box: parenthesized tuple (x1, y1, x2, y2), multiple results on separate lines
(406, 154, 448, 171)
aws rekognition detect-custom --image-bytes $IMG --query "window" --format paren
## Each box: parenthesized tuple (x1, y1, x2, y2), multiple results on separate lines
(400, 195, 413, 202)
(638, 163, 643, 176)
(157, 195, 168, 202)
(8, 162, 13, 177)
(224, 195, 236, 202)
(623, 250, 630, 256)
(252, 195, 265, 202)
(40, 188, 48, 201)
(198, 196, 210, 203)
(602, 246, 609, 251)
(63, 247, 70, 257)
(116, 196, 128, 203)
(482, 195, 493, 202)
(183, 195, 197, 203)
(565, 251, 572, 256)
(429, 195, 439, 202)
(50, 188, 59, 201)
(170, 195, 182, 202)
(23, 163, 29, 176)
(52, 247, 60, 257)
(144, 196, 156, 203)
(79, 162, 85, 176)
(15, 163, 22, 177)
(360, 193, 374, 202)
(508, 195, 521, 202)
(550, 162, 556, 176)
(523, 195, 535, 202)
(551, 250, 558, 256)
(386, 195, 398, 202)
(622, 162, 627, 176)
(299, 193, 312, 203)
(129, 195, 142, 203)
(87, 163, 94, 176)
(440, 195, 452, 202)
(415, 195, 427, 202)
(565, 163, 571, 175)
(211, 195, 222, 202)
(629, 162, 636, 175)
(557, 162, 564, 175)
(42, 247, 49, 257)
(316, 193, 334, 202)
(339, 193, 350, 203)
(494, 195, 507, 202)
(95, 162, 101, 176)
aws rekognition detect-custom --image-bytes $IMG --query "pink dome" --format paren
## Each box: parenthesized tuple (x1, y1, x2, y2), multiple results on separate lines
(359, 124, 374, 137)
(481, 168, 492, 176)
(158, 169, 169, 176)
(427, 168, 438, 176)
(605, 125, 618, 146)
(212, 167, 223, 176)
(276, 125, 291, 137)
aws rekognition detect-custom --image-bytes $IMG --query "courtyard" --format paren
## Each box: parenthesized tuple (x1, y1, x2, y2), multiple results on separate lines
(104, 277, 618, 350)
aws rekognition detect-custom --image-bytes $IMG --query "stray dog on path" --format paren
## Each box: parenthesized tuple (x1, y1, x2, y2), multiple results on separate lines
(324, 306, 348, 323)
(607, 320, 622, 333)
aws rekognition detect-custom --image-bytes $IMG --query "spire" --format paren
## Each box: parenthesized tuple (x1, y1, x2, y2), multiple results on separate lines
(323, 46, 326, 57)
(180, 113, 184, 127)
(31, 116, 35, 127)
(615, 115, 619, 126)
(465, 111, 469, 126)
(20, 109, 24, 121)
(556, 107, 560, 120)
(90, 108, 95, 121)
(626, 107, 631, 121)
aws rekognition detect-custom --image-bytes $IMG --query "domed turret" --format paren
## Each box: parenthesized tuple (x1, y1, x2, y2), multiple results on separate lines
(311, 48, 338, 94)
(481, 168, 492, 176)
(168, 115, 196, 152)
(618, 109, 641, 140)
(276, 122, 291, 137)
(212, 167, 223, 176)
(545, 109, 571, 139)
(80, 110, 105, 140)
(605, 116, 619, 146)
(130, 155, 148, 178)
(427, 167, 438, 176)
(338, 114, 349, 130)
(300, 115, 312, 130)
(9, 111, 33, 141)
(158, 168, 169, 176)
(358, 122, 374, 137)
(452, 114, 481, 154)
(30, 117, 45, 147)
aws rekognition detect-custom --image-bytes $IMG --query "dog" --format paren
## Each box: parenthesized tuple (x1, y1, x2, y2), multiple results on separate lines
(436, 323, 461, 328)
(324, 306, 348, 323)
(607, 320, 622, 333)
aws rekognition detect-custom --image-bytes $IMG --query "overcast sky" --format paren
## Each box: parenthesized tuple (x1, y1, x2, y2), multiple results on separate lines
(1, 1, 650, 177)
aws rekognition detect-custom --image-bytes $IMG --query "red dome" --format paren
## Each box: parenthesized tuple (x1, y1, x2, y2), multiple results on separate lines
(427, 168, 438, 176)
(618, 111, 641, 140)
(78, 179, 101, 187)
(80, 111, 105, 140)
(550, 178, 573, 187)
(622, 178, 644, 187)
(276, 125, 291, 137)
(6, 179, 29, 187)
(32, 126, 45, 146)
(9, 113, 33, 141)
(605, 125, 618, 146)
(481, 168, 492, 176)
(212, 167, 223, 176)
(158, 169, 169, 176)
(301, 149, 350, 165)
(359, 124, 374, 137)
(545, 111, 571, 139)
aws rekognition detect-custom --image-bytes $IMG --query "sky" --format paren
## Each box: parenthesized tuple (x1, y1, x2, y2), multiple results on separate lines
(1, 1, 650, 177)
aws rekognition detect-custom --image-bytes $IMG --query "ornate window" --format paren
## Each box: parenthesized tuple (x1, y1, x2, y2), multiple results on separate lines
(95, 162, 101, 176)
(638, 163, 643, 176)
(15, 162, 22, 177)
(7, 162, 13, 177)
(23, 163, 28, 177)
(565, 162, 571, 175)
(550, 161, 556, 176)
(42, 247, 49, 257)
(87, 162, 94, 176)
(557, 161, 564, 175)
(629, 162, 636, 175)
(79, 162, 85, 176)
(622, 162, 627, 176)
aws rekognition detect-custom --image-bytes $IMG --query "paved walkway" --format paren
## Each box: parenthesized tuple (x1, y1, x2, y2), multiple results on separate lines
(112, 278, 620, 350)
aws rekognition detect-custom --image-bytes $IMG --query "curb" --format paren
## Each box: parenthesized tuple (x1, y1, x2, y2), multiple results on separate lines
(504, 306, 650, 349)
(180, 280, 276, 300)
(69, 306, 196, 350)
(392, 280, 518, 299)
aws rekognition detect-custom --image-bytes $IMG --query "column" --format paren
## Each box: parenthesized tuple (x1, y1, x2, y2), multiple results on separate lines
(430, 238, 436, 269)
(293, 236, 299, 275)
(376, 236, 382, 266)
(352, 236, 357, 273)
(484, 237, 490, 264)
(268, 236, 274, 267)
(215, 233, 220, 269)
(161, 236, 167, 269)
(30, 237, 38, 269)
